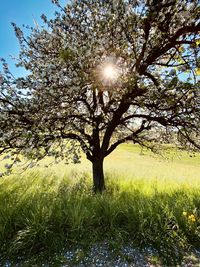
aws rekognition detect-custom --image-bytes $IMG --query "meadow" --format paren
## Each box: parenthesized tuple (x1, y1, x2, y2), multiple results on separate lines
(0, 144, 200, 266)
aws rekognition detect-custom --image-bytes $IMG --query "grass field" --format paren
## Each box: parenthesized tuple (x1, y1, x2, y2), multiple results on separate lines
(0, 144, 200, 266)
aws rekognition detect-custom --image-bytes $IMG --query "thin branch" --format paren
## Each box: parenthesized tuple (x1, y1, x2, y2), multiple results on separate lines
(143, 72, 159, 86)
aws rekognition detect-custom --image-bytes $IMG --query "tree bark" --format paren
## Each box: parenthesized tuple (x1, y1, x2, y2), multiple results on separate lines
(92, 158, 105, 193)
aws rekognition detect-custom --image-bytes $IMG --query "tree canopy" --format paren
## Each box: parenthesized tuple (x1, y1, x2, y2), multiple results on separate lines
(0, 0, 200, 191)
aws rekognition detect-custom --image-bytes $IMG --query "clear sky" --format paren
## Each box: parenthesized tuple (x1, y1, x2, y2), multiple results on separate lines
(0, 0, 66, 77)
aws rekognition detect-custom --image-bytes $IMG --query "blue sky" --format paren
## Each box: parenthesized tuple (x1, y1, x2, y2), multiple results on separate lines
(0, 0, 66, 77)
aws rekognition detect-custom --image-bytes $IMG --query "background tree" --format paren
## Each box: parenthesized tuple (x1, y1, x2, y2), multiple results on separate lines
(0, 0, 199, 192)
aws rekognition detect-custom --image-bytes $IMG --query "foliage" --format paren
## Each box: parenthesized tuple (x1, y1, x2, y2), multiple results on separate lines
(0, 0, 200, 190)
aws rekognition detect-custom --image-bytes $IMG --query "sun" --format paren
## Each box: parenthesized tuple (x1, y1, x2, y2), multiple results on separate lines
(102, 63, 119, 82)
(96, 58, 121, 86)
(103, 65, 118, 80)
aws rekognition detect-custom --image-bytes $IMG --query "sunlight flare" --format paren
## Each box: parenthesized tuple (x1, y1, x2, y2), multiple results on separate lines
(103, 64, 118, 80)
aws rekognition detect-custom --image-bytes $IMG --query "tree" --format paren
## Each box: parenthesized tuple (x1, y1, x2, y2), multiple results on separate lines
(0, 0, 200, 192)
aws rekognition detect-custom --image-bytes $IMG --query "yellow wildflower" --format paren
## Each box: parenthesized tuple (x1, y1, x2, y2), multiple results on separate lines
(188, 214, 196, 222)
(182, 211, 187, 216)
(196, 39, 200, 46)
(195, 68, 200, 76)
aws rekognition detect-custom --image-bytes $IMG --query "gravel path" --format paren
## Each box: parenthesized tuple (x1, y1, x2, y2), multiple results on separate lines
(61, 243, 200, 267)
(2, 243, 200, 266)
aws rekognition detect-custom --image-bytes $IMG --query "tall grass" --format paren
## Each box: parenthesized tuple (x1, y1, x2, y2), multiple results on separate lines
(0, 170, 200, 265)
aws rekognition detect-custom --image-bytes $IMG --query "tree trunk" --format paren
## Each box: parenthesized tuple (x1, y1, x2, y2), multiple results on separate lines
(92, 158, 105, 193)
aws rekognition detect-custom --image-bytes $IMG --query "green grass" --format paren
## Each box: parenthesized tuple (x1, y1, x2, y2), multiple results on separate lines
(0, 144, 200, 265)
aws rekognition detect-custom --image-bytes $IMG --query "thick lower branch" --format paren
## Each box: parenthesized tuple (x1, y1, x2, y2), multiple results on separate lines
(105, 123, 150, 156)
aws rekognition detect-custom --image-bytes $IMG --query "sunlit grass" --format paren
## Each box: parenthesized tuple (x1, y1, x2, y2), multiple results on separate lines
(1, 144, 200, 184)
(0, 144, 200, 265)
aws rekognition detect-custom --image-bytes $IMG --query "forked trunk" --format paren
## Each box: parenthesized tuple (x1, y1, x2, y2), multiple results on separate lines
(92, 158, 105, 193)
